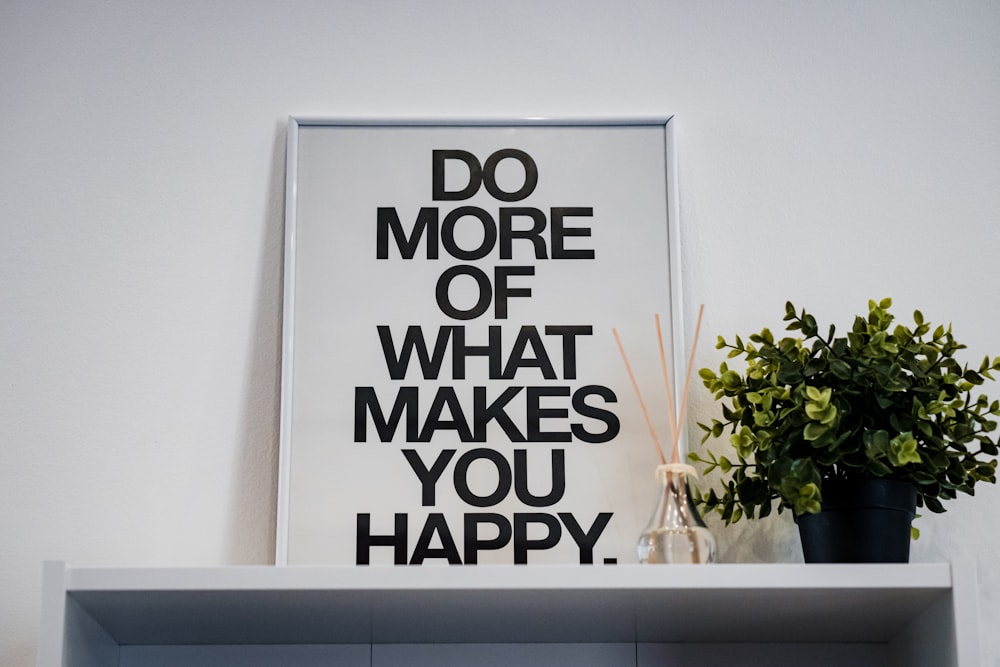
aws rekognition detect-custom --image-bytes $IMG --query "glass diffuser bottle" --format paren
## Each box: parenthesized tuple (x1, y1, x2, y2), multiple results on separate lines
(637, 462, 717, 564)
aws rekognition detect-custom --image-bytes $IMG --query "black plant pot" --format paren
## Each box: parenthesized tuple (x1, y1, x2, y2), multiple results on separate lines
(796, 478, 918, 563)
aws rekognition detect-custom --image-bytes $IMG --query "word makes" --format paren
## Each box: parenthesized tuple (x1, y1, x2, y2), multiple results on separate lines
(355, 384, 618, 443)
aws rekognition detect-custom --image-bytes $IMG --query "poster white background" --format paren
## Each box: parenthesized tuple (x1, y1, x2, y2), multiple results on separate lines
(283, 123, 680, 565)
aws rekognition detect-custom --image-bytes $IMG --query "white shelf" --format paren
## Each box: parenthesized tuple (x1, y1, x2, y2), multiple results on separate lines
(38, 562, 982, 667)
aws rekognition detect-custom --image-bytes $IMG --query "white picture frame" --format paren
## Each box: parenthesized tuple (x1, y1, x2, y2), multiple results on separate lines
(277, 117, 685, 566)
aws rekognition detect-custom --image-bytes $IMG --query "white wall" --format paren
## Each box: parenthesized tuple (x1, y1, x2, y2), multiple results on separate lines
(2, 0, 998, 663)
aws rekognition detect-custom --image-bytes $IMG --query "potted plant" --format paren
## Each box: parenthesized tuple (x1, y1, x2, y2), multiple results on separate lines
(693, 298, 1000, 562)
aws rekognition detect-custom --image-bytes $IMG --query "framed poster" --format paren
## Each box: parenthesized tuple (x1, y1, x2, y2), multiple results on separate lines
(277, 117, 686, 566)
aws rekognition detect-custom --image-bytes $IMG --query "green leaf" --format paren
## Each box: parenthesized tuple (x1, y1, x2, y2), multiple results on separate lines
(830, 359, 851, 379)
(793, 482, 822, 515)
(889, 433, 921, 465)
(805, 402, 837, 425)
(911, 471, 938, 485)
(777, 366, 804, 385)
(963, 370, 984, 385)
(803, 423, 828, 441)
(864, 429, 890, 457)
(721, 370, 742, 391)
(753, 410, 775, 427)
(869, 459, 893, 476)
(730, 426, 756, 459)
(805, 386, 830, 404)
(923, 496, 946, 513)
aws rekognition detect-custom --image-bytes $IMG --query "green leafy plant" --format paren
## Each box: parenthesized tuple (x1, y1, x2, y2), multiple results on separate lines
(693, 298, 1000, 525)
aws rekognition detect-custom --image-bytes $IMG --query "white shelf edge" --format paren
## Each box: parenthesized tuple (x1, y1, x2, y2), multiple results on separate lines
(60, 562, 953, 592)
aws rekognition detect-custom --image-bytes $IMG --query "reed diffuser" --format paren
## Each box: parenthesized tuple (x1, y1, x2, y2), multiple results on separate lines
(614, 305, 717, 564)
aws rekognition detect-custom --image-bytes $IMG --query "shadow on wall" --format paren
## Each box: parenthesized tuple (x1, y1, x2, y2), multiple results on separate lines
(224, 120, 287, 564)
(707, 511, 803, 564)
